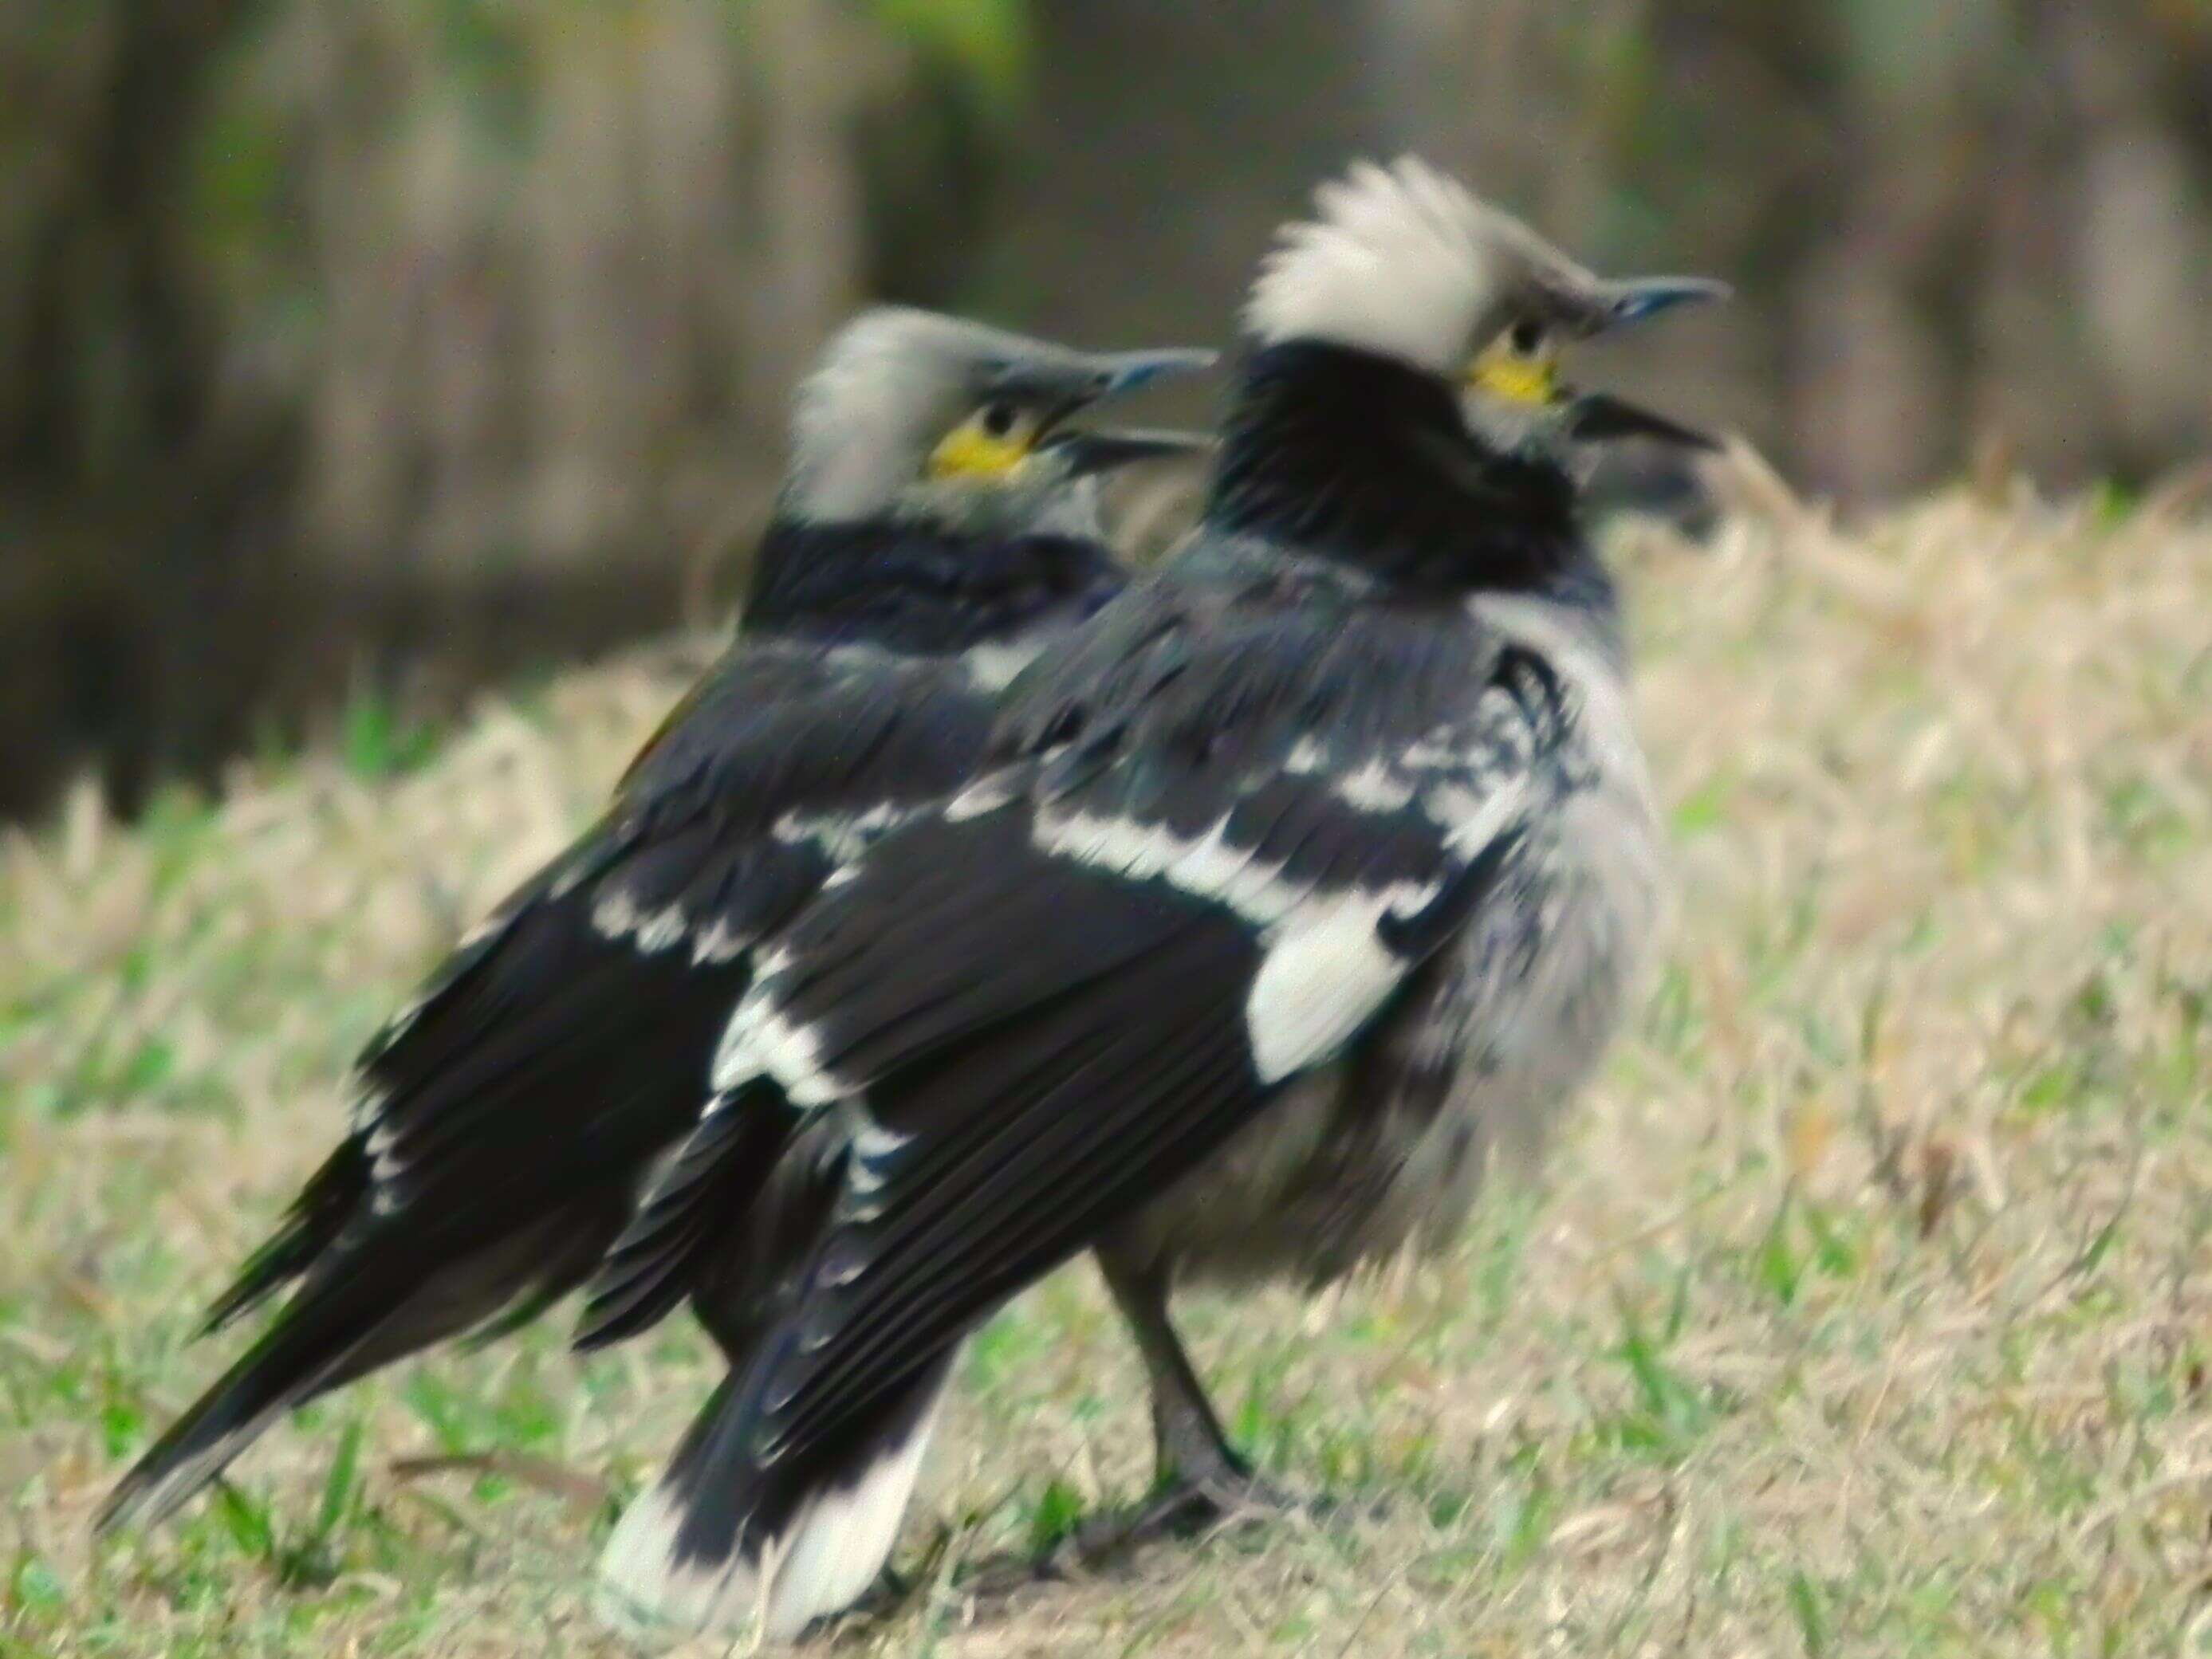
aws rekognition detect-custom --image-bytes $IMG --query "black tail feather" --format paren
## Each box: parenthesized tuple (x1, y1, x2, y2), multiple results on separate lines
(195, 1139, 371, 1338)
(577, 1083, 799, 1352)
(102, 1209, 607, 1535)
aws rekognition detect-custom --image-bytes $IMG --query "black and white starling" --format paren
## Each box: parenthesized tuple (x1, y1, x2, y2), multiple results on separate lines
(579, 158, 1727, 1642)
(96, 308, 1213, 1536)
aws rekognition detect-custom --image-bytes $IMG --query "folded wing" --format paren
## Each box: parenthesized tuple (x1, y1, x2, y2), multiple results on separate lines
(581, 582, 1567, 1606)
(103, 646, 1001, 1534)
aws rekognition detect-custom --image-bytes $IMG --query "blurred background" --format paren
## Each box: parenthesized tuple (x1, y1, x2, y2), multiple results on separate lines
(5, 0, 2210, 820)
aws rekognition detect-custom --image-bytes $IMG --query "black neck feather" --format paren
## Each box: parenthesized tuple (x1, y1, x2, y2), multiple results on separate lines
(1206, 341, 1596, 600)
(743, 517, 1125, 654)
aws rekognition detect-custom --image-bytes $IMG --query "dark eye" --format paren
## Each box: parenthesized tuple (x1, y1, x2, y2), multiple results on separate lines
(1508, 320, 1547, 356)
(979, 401, 1018, 438)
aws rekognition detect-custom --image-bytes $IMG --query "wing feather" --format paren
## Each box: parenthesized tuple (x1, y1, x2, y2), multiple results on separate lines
(588, 576, 1570, 1498)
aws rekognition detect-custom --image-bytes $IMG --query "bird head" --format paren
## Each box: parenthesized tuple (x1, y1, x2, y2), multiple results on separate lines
(781, 308, 1214, 536)
(1243, 158, 1727, 474)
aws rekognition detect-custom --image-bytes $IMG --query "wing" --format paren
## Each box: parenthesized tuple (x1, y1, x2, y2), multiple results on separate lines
(205, 643, 999, 1332)
(584, 583, 1569, 1486)
(108, 642, 1030, 1537)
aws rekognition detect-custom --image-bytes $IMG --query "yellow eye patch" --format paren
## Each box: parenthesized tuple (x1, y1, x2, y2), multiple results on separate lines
(1465, 335, 1561, 407)
(927, 407, 1037, 482)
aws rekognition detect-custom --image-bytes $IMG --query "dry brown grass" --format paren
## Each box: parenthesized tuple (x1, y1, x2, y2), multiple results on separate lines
(4, 486, 2210, 1656)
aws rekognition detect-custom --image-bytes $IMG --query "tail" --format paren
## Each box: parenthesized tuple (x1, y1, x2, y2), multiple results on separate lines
(596, 1350, 955, 1642)
(99, 1201, 620, 1535)
(195, 1140, 371, 1335)
(575, 1081, 801, 1353)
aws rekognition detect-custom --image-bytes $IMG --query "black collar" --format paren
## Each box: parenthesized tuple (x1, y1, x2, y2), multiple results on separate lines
(1205, 341, 1590, 598)
(743, 516, 1126, 654)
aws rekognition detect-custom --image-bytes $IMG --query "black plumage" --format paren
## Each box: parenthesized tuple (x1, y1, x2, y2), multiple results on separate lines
(742, 518, 1124, 653)
(585, 159, 1722, 1642)
(99, 309, 1211, 1537)
(1207, 340, 1580, 591)
(583, 554, 1563, 1630)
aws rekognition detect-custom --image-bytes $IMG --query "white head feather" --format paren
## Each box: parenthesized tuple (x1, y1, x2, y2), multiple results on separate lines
(777, 307, 1201, 530)
(781, 308, 998, 523)
(1244, 157, 1600, 375)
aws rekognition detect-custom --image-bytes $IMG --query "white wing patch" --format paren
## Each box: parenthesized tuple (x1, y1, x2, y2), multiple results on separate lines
(591, 887, 689, 954)
(1244, 891, 1411, 1083)
(1431, 772, 1533, 856)
(714, 988, 852, 1107)
(1034, 808, 1309, 926)
(943, 769, 1021, 823)
(773, 803, 920, 865)
(1333, 758, 1415, 812)
(960, 639, 1041, 691)
(1246, 765, 1535, 1084)
(690, 917, 750, 965)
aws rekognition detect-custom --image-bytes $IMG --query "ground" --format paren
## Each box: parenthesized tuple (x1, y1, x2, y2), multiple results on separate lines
(4, 475, 2210, 1657)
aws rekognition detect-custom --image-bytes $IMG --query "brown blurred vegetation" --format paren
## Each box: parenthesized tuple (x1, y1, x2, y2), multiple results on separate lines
(4, 0, 2209, 819)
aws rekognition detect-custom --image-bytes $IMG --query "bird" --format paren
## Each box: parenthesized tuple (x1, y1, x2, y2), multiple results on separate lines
(577, 156, 1728, 1644)
(95, 306, 1215, 1538)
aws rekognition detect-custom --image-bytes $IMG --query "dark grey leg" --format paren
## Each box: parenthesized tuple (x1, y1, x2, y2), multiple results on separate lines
(1076, 1246, 1300, 1559)
(864, 1249, 1306, 1607)
(1096, 1248, 1253, 1492)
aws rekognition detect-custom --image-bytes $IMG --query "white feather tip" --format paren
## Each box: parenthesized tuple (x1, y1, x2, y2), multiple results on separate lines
(594, 1382, 945, 1645)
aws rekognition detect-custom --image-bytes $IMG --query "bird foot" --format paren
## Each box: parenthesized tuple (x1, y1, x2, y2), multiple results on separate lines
(840, 1471, 1313, 1624)
(1067, 1467, 1306, 1567)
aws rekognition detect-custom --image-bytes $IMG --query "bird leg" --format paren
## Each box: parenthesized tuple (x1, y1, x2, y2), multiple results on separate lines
(1080, 1247, 1301, 1556)
(1100, 1249, 1246, 1491)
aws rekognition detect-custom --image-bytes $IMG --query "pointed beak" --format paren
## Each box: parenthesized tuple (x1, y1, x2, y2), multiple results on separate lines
(1552, 277, 1728, 449)
(1596, 275, 1733, 332)
(1085, 346, 1219, 400)
(1564, 389, 1720, 452)
(1040, 426, 1214, 477)
(989, 346, 1216, 424)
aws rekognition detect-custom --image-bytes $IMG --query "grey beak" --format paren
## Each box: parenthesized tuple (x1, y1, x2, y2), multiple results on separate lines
(1565, 389, 1719, 451)
(1597, 276, 1733, 330)
(990, 345, 1217, 419)
(1087, 347, 1219, 399)
(1557, 276, 1726, 446)
(1041, 427, 1214, 477)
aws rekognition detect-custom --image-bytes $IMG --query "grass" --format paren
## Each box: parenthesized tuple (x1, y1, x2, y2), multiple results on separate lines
(4, 474, 2211, 1655)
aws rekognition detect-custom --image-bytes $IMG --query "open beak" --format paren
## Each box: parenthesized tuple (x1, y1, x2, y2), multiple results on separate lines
(1041, 426, 1214, 477)
(1033, 347, 1216, 471)
(1555, 274, 1729, 449)
(1564, 389, 1719, 452)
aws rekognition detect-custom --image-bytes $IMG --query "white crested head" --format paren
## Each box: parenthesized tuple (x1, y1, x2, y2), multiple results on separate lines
(783, 308, 1019, 523)
(778, 308, 1214, 528)
(1244, 157, 1602, 375)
